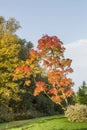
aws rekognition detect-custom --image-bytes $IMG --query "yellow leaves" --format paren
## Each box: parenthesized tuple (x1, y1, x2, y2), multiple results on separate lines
(26, 59, 33, 65)
(25, 80, 31, 86)
(29, 49, 39, 60)
(0, 34, 20, 70)
(5, 91, 10, 98)
(1, 34, 18, 45)
(0, 33, 22, 102)
(25, 59, 35, 69)
(33, 66, 41, 76)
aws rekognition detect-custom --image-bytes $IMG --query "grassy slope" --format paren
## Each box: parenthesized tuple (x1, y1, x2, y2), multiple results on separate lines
(0, 115, 87, 130)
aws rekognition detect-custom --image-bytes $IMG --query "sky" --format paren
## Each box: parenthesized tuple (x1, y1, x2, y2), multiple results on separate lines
(0, 0, 87, 91)
(0, 0, 87, 47)
(64, 40, 87, 91)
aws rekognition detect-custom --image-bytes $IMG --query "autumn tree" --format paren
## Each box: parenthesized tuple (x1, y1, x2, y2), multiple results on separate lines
(0, 16, 21, 106)
(14, 35, 74, 110)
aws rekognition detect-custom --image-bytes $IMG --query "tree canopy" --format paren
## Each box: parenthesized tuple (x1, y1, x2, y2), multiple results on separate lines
(0, 17, 21, 105)
(14, 35, 74, 109)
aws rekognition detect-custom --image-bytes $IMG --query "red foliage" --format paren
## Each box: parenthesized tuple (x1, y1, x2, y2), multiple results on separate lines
(13, 35, 74, 108)
(38, 35, 61, 49)
(36, 81, 45, 87)
(34, 81, 46, 96)
(29, 49, 39, 59)
(48, 88, 58, 95)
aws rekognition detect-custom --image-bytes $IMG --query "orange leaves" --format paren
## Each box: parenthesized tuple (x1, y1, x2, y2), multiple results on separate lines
(38, 35, 61, 50)
(36, 81, 45, 87)
(51, 96, 62, 104)
(29, 49, 39, 59)
(48, 70, 63, 85)
(15, 66, 32, 73)
(61, 59, 72, 67)
(49, 89, 74, 104)
(43, 58, 60, 68)
(34, 86, 46, 96)
(59, 78, 74, 87)
(13, 66, 32, 80)
(13, 34, 74, 108)
(37, 35, 64, 59)
(34, 81, 46, 96)
(65, 89, 74, 97)
(48, 88, 58, 95)
(23, 66, 32, 74)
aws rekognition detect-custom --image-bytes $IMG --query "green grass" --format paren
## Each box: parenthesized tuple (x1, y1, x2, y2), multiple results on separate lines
(0, 115, 87, 130)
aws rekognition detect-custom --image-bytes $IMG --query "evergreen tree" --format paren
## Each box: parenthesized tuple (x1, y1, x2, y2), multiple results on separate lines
(76, 81, 87, 104)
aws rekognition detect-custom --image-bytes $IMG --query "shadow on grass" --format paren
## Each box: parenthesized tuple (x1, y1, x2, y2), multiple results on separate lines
(37, 115, 65, 124)
(0, 116, 64, 130)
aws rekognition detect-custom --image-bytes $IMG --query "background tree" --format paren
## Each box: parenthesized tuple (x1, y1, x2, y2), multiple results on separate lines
(0, 16, 20, 34)
(18, 39, 33, 60)
(14, 35, 74, 110)
(75, 81, 87, 104)
(0, 17, 35, 122)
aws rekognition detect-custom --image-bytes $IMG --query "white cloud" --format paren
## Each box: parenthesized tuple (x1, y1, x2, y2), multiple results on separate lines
(64, 39, 87, 92)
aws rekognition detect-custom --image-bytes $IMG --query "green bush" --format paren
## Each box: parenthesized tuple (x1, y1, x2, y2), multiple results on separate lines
(65, 104, 87, 122)
(0, 104, 14, 122)
(14, 109, 45, 121)
(14, 113, 33, 120)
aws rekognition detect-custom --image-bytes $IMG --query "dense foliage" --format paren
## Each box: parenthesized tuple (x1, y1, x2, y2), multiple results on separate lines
(0, 17, 64, 122)
(14, 35, 74, 110)
(0, 16, 21, 105)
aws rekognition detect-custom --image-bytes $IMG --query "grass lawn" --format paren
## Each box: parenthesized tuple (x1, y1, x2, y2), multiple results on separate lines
(0, 115, 87, 130)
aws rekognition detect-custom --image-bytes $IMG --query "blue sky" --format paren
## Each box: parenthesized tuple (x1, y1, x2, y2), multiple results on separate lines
(0, 0, 87, 47)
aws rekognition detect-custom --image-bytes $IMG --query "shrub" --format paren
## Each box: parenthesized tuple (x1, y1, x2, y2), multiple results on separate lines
(14, 110, 45, 121)
(14, 113, 33, 120)
(65, 104, 87, 122)
(0, 104, 14, 122)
